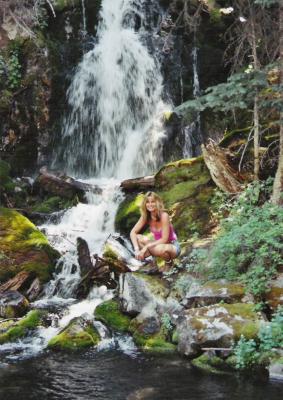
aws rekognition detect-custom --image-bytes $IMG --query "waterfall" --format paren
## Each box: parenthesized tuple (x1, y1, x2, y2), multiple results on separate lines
(0, 1, 170, 362)
(183, 44, 202, 158)
(54, 0, 170, 179)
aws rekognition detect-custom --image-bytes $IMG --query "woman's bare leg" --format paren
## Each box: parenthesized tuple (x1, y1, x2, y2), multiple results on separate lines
(147, 244, 177, 261)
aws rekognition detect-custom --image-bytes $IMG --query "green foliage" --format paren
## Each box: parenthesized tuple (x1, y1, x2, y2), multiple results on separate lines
(210, 181, 283, 298)
(161, 313, 174, 332)
(8, 49, 22, 90)
(185, 247, 209, 278)
(175, 63, 282, 117)
(233, 335, 260, 370)
(233, 306, 283, 370)
(258, 307, 283, 351)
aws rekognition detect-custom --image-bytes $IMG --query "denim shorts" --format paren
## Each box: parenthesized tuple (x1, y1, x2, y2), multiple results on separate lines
(171, 240, 181, 257)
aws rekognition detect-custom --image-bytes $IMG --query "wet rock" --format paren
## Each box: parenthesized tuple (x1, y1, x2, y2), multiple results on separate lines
(48, 316, 101, 350)
(77, 237, 94, 276)
(94, 299, 131, 333)
(0, 310, 42, 344)
(176, 303, 265, 358)
(0, 291, 29, 318)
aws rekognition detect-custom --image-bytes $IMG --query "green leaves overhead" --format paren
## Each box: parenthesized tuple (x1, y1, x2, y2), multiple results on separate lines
(175, 67, 275, 115)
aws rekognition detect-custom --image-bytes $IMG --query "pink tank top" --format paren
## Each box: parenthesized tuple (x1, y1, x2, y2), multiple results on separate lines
(150, 223, 177, 242)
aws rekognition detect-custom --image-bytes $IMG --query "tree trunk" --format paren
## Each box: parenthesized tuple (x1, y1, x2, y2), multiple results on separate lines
(271, 1, 283, 204)
(250, 10, 260, 180)
(202, 143, 244, 193)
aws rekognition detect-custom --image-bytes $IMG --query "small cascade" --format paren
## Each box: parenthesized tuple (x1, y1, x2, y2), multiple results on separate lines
(41, 179, 123, 299)
(54, 0, 171, 179)
(183, 43, 202, 158)
(81, 0, 87, 36)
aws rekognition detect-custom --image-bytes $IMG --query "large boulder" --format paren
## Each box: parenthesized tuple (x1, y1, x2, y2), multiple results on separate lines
(0, 208, 59, 284)
(181, 280, 246, 308)
(94, 299, 131, 333)
(176, 303, 265, 358)
(119, 273, 169, 316)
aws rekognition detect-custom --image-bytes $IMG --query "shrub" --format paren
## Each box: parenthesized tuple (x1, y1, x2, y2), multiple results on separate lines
(209, 181, 282, 299)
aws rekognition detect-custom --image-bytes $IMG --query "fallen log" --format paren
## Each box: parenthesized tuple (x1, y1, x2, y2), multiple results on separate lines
(34, 167, 102, 201)
(202, 142, 244, 193)
(120, 175, 155, 192)
(0, 271, 34, 293)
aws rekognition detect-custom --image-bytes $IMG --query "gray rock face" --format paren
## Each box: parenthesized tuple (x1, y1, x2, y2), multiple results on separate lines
(182, 280, 245, 308)
(176, 303, 265, 358)
(119, 272, 183, 323)
(0, 290, 29, 318)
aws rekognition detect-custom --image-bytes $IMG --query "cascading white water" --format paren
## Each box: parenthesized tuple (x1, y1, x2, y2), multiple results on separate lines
(0, 0, 169, 362)
(54, 0, 170, 179)
(183, 45, 202, 158)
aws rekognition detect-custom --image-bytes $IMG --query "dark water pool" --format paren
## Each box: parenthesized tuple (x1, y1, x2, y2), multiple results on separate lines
(0, 351, 282, 400)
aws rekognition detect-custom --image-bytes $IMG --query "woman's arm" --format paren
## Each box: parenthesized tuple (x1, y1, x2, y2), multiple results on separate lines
(130, 216, 146, 253)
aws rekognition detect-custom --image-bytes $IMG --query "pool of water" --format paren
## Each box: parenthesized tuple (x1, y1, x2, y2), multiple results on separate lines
(0, 350, 282, 400)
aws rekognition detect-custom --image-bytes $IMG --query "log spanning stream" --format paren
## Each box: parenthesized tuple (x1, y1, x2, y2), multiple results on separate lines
(0, 1, 282, 399)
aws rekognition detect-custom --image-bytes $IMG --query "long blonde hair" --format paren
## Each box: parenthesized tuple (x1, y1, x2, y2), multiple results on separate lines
(140, 191, 164, 222)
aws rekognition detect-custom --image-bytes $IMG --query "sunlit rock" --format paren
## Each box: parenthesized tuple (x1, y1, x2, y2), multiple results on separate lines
(176, 303, 265, 358)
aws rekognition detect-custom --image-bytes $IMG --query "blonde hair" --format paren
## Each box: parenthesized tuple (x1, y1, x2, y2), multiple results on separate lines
(140, 191, 164, 222)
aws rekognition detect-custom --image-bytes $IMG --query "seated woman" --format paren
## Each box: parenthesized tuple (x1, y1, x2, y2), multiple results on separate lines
(130, 191, 180, 271)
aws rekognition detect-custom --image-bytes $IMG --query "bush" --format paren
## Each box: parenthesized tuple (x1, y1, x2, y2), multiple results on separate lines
(209, 181, 283, 299)
(233, 335, 260, 370)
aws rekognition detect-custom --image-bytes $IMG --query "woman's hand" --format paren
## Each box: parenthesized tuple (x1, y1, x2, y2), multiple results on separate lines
(136, 247, 147, 261)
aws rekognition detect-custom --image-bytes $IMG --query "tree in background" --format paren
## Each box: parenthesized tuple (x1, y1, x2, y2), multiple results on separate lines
(176, 0, 282, 201)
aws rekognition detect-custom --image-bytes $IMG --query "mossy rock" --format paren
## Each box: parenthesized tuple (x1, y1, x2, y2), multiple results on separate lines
(0, 310, 42, 344)
(48, 317, 101, 351)
(115, 157, 215, 240)
(0, 208, 59, 283)
(132, 331, 176, 353)
(94, 300, 131, 333)
(31, 195, 77, 214)
(115, 193, 144, 236)
(191, 354, 230, 375)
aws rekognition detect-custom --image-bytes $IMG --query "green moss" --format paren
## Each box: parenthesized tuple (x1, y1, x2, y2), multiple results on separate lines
(53, 0, 81, 12)
(132, 331, 176, 353)
(48, 320, 100, 351)
(133, 273, 169, 299)
(95, 300, 131, 332)
(0, 208, 58, 282)
(0, 310, 42, 344)
(0, 160, 14, 192)
(32, 196, 77, 213)
(191, 354, 229, 374)
(115, 193, 144, 236)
